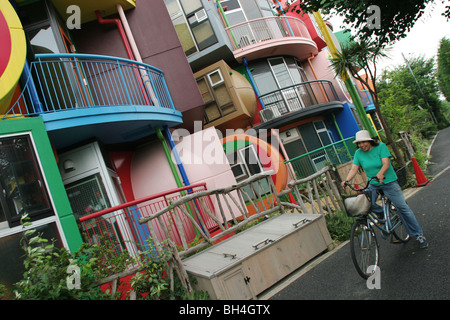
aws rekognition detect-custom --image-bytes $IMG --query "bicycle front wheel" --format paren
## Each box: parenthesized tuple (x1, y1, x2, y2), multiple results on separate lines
(350, 218, 379, 279)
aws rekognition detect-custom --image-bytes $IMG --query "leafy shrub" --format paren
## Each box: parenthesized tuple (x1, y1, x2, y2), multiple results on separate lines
(325, 211, 354, 242)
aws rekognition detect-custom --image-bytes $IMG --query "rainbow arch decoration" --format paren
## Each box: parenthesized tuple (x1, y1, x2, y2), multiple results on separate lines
(0, 1, 26, 114)
(221, 133, 288, 193)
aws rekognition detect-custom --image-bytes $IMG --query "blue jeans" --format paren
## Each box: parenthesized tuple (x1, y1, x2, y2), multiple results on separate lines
(368, 180, 423, 237)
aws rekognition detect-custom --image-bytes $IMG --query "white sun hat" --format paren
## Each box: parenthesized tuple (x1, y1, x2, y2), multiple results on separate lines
(353, 130, 375, 144)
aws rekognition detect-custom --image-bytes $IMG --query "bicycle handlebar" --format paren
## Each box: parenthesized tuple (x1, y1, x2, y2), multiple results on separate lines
(344, 177, 379, 192)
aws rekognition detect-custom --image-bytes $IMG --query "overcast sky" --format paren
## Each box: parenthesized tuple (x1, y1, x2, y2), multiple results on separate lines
(329, 1, 450, 73)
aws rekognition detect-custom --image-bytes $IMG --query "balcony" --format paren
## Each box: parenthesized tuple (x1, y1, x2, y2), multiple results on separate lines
(226, 16, 318, 63)
(256, 80, 344, 128)
(360, 89, 375, 111)
(3, 54, 182, 148)
(285, 137, 357, 179)
(78, 182, 217, 260)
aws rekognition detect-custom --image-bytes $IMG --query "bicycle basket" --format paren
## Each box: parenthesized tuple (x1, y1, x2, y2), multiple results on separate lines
(342, 192, 372, 217)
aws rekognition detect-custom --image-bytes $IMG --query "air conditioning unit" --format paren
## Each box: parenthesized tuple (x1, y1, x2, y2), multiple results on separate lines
(195, 9, 207, 23)
(259, 107, 281, 122)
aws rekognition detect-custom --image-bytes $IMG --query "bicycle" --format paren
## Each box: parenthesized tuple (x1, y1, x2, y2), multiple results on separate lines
(343, 177, 410, 279)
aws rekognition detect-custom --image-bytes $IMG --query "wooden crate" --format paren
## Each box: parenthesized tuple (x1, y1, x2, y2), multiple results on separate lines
(182, 213, 332, 299)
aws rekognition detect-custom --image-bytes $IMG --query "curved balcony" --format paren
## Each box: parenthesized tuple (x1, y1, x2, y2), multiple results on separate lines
(226, 16, 318, 63)
(3, 54, 182, 148)
(256, 80, 343, 128)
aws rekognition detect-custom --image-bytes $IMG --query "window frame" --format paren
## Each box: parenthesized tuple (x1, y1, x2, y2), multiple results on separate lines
(198, 69, 235, 124)
(0, 133, 54, 229)
(165, 0, 218, 57)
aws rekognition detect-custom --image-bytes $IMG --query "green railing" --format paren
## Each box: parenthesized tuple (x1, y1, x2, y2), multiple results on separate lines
(285, 137, 357, 179)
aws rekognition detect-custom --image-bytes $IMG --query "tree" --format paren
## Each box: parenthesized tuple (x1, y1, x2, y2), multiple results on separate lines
(329, 38, 406, 167)
(437, 37, 450, 101)
(290, 0, 450, 46)
(379, 56, 449, 131)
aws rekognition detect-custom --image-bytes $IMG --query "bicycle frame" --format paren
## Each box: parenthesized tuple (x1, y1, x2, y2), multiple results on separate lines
(345, 177, 403, 237)
(366, 193, 403, 236)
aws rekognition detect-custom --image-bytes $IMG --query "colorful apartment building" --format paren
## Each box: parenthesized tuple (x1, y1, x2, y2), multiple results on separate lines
(166, 0, 374, 180)
(0, 0, 374, 293)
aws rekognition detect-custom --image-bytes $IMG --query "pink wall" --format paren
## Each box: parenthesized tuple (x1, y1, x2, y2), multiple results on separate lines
(303, 49, 352, 103)
(128, 127, 240, 222)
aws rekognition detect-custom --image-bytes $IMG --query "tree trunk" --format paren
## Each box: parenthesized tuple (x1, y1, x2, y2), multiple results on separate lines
(373, 101, 406, 167)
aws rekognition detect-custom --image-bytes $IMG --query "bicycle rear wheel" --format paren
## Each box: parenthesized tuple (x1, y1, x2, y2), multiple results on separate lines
(350, 218, 379, 279)
(390, 206, 410, 243)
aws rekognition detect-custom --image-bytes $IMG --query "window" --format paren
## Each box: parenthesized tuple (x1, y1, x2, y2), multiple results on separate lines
(226, 144, 270, 198)
(221, 0, 275, 24)
(0, 134, 53, 228)
(18, 0, 73, 56)
(197, 69, 235, 124)
(165, 0, 218, 56)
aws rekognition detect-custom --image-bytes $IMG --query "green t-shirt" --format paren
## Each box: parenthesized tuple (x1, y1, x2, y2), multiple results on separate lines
(353, 142, 397, 186)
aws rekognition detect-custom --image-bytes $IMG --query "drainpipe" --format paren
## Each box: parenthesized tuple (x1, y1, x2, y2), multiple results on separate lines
(156, 126, 203, 235)
(215, 0, 238, 47)
(312, 11, 376, 137)
(95, 10, 135, 60)
(275, 0, 294, 36)
(243, 57, 265, 110)
(95, 10, 151, 106)
(164, 126, 190, 187)
(155, 126, 183, 188)
(306, 53, 328, 102)
(115, 4, 192, 186)
(116, 4, 159, 106)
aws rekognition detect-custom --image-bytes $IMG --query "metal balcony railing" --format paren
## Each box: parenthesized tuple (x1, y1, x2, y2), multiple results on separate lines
(360, 89, 374, 107)
(226, 16, 311, 50)
(2, 53, 175, 119)
(78, 182, 216, 261)
(258, 80, 340, 119)
(285, 137, 357, 179)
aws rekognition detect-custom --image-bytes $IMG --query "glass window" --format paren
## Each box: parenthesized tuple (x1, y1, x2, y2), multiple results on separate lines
(0, 135, 53, 228)
(197, 70, 235, 124)
(269, 58, 294, 88)
(179, 0, 202, 16)
(257, 0, 275, 17)
(252, 61, 278, 95)
(165, 0, 217, 56)
(191, 20, 217, 51)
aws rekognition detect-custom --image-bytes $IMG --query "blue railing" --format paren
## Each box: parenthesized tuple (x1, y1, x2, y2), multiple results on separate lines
(360, 89, 374, 107)
(2, 54, 175, 119)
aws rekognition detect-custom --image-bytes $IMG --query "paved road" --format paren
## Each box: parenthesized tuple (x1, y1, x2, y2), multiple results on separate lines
(267, 128, 450, 300)
(427, 126, 450, 176)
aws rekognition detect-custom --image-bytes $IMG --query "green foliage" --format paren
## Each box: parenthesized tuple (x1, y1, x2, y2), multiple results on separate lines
(1, 215, 199, 300)
(129, 247, 171, 300)
(11, 215, 110, 300)
(289, 0, 450, 46)
(437, 37, 450, 102)
(378, 55, 448, 135)
(0, 284, 6, 300)
(325, 211, 354, 242)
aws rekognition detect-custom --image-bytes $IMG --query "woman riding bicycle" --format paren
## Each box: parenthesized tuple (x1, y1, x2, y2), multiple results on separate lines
(342, 130, 428, 249)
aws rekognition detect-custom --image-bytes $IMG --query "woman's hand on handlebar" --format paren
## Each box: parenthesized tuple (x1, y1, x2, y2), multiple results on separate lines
(341, 177, 380, 191)
(341, 180, 350, 189)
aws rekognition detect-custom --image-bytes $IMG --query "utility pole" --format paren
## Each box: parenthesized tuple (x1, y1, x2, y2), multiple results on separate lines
(401, 52, 438, 124)
(313, 11, 377, 138)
